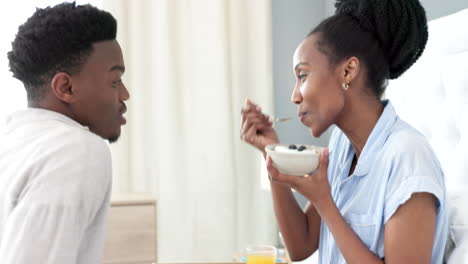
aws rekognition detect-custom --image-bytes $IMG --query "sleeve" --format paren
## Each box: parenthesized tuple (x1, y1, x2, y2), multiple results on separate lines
(0, 132, 112, 264)
(383, 136, 445, 224)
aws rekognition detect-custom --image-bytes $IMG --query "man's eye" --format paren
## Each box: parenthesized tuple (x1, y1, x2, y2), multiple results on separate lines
(112, 80, 122, 86)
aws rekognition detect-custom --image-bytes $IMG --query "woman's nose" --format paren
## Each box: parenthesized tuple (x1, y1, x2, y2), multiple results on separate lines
(291, 86, 302, 105)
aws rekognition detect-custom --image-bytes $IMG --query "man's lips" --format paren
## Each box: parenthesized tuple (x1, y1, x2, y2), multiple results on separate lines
(120, 104, 127, 115)
(119, 104, 127, 124)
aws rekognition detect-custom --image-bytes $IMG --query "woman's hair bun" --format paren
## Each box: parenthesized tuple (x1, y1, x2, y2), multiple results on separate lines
(335, 0, 428, 79)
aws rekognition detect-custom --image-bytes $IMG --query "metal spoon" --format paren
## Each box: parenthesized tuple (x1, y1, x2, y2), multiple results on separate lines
(272, 116, 292, 127)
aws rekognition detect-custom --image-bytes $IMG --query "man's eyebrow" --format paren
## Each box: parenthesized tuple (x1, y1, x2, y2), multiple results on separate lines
(110, 65, 125, 73)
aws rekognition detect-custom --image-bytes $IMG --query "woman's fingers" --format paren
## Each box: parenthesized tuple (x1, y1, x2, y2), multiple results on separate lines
(318, 148, 330, 174)
(241, 99, 265, 124)
(241, 115, 265, 135)
(240, 99, 279, 150)
(266, 156, 278, 180)
(241, 111, 270, 135)
(266, 156, 301, 187)
(243, 121, 260, 143)
(240, 104, 252, 124)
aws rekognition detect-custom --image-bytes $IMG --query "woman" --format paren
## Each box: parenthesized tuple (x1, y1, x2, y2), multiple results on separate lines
(240, 0, 447, 263)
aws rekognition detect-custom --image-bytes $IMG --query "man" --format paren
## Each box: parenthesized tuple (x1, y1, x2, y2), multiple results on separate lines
(0, 2, 129, 263)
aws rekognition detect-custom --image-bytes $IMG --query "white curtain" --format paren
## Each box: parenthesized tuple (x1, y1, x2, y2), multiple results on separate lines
(102, 0, 277, 262)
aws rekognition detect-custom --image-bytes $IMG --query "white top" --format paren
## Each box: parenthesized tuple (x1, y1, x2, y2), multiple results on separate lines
(0, 108, 112, 264)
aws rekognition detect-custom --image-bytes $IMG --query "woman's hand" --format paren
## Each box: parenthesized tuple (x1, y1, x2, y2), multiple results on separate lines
(240, 99, 279, 154)
(266, 148, 332, 206)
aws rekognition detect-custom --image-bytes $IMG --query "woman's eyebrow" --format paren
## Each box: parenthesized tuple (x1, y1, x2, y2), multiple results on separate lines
(294, 62, 310, 71)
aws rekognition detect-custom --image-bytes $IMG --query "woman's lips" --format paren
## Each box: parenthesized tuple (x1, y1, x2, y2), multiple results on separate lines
(298, 112, 309, 122)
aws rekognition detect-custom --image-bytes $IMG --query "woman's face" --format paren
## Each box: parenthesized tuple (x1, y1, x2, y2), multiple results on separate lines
(292, 33, 345, 137)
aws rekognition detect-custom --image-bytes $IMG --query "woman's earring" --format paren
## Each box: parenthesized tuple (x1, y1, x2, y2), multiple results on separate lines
(342, 83, 349, 90)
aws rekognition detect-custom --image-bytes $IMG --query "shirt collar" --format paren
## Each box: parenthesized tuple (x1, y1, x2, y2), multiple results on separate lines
(5, 107, 89, 132)
(352, 100, 398, 177)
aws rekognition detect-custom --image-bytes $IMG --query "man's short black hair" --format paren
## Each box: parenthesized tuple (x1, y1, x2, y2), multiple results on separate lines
(7, 2, 117, 101)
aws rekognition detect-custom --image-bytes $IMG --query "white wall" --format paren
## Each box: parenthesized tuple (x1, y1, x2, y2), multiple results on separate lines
(271, 0, 333, 149)
(421, 0, 468, 20)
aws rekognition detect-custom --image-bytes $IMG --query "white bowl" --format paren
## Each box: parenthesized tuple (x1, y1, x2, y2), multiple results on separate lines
(265, 144, 322, 176)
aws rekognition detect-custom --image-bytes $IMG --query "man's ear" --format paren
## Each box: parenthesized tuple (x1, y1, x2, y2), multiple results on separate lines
(50, 72, 76, 103)
(341, 56, 360, 84)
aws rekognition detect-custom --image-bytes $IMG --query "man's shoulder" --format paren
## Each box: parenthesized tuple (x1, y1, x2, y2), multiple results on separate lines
(33, 121, 111, 162)
(63, 127, 110, 153)
(36, 124, 112, 179)
(24, 122, 112, 178)
(3, 109, 110, 158)
(56, 127, 111, 167)
(2, 115, 110, 161)
(0, 116, 112, 208)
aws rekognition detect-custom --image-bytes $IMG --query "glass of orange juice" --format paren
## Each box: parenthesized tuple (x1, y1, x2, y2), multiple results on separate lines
(246, 245, 277, 264)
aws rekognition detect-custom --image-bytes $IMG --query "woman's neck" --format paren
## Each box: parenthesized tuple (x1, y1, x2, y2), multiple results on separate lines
(336, 96, 384, 158)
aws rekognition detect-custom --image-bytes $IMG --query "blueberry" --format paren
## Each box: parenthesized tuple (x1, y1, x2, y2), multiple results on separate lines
(288, 144, 297, 150)
(297, 145, 307, 151)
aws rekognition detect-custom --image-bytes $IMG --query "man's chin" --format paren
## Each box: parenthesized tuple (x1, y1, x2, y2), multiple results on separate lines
(107, 126, 122, 143)
(107, 134, 120, 144)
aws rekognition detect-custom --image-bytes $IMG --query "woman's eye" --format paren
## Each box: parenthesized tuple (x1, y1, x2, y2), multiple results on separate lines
(298, 73, 307, 81)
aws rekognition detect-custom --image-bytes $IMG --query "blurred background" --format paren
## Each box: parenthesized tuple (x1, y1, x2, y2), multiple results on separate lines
(0, 0, 467, 263)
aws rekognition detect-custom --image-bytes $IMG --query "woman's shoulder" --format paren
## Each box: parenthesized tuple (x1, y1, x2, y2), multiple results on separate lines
(385, 118, 435, 155)
(382, 118, 444, 180)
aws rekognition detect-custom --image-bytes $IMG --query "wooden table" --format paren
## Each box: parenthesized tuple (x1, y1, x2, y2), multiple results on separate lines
(103, 193, 157, 264)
